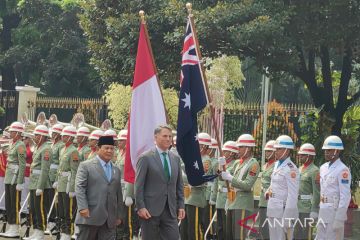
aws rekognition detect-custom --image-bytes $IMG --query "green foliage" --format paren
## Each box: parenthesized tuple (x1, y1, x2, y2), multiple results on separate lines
(1, 0, 100, 96)
(0, 107, 5, 117)
(206, 55, 245, 109)
(105, 83, 179, 129)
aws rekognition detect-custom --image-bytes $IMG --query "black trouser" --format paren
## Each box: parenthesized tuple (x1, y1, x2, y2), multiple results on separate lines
(116, 203, 140, 240)
(29, 189, 48, 231)
(226, 209, 251, 240)
(45, 188, 57, 223)
(5, 184, 21, 225)
(58, 192, 76, 235)
(180, 204, 204, 240)
(294, 212, 313, 240)
(202, 201, 216, 239)
(217, 209, 226, 240)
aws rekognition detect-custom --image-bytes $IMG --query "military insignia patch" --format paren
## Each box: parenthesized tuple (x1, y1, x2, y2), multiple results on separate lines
(287, 163, 294, 168)
(249, 163, 258, 176)
(44, 151, 50, 161)
(72, 152, 79, 161)
(290, 170, 297, 178)
(342, 170, 349, 179)
(18, 146, 24, 154)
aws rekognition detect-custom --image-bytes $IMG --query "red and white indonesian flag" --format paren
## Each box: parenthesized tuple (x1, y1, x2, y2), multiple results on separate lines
(124, 22, 167, 183)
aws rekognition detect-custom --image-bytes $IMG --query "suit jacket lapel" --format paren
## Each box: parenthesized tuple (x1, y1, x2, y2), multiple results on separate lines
(94, 159, 109, 182)
(153, 149, 166, 182)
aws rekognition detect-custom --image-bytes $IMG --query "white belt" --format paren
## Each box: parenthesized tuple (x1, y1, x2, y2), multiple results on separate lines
(50, 164, 59, 170)
(7, 164, 19, 170)
(299, 194, 312, 200)
(31, 169, 41, 175)
(219, 187, 228, 193)
(61, 171, 71, 177)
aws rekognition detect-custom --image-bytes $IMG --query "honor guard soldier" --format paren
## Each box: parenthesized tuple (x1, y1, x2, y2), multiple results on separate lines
(212, 141, 238, 240)
(23, 125, 52, 240)
(46, 123, 65, 234)
(258, 140, 276, 240)
(1, 122, 26, 238)
(21, 131, 34, 215)
(87, 130, 103, 160)
(56, 126, 80, 240)
(181, 132, 212, 240)
(0, 143, 9, 214)
(266, 135, 300, 240)
(76, 127, 91, 162)
(115, 129, 127, 186)
(220, 134, 260, 240)
(316, 136, 351, 240)
(104, 129, 119, 163)
(294, 143, 320, 240)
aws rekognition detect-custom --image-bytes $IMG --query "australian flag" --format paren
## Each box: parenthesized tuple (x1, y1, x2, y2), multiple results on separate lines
(176, 19, 217, 186)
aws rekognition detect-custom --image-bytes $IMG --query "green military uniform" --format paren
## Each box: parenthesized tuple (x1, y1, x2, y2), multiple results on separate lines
(258, 160, 275, 240)
(78, 144, 91, 162)
(294, 162, 320, 240)
(180, 155, 209, 240)
(57, 144, 80, 235)
(47, 140, 64, 225)
(29, 142, 52, 231)
(226, 157, 260, 240)
(203, 156, 215, 239)
(86, 147, 97, 160)
(4, 139, 26, 225)
(117, 182, 140, 240)
(211, 160, 236, 240)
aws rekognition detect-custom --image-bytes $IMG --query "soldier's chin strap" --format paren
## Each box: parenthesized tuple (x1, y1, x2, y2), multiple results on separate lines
(276, 149, 288, 161)
(267, 151, 275, 160)
(331, 149, 338, 161)
(239, 147, 249, 159)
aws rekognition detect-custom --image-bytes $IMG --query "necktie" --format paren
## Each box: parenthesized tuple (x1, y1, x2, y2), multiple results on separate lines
(105, 163, 111, 181)
(161, 152, 170, 181)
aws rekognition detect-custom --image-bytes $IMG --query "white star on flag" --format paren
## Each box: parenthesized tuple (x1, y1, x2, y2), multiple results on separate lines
(181, 92, 191, 110)
(194, 135, 199, 141)
(193, 161, 199, 170)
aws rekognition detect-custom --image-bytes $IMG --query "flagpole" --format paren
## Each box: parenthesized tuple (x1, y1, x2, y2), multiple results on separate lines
(185, 3, 230, 191)
(139, 10, 170, 124)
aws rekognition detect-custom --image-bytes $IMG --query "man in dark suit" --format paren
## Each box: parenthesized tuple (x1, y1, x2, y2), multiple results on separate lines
(135, 125, 185, 240)
(75, 136, 125, 240)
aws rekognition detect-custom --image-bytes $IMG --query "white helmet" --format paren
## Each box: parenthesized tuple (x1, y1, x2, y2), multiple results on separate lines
(322, 135, 344, 150)
(61, 126, 77, 137)
(222, 141, 239, 153)
(209, 138, 218, 149)
(104, 129, 118, 141)
(274, 135, 294, 149)
(117, 129, 128, 140)
(264, 140, 276, 151)
(51, 123, 64, 134)
(9, 122, 25, 133)
(89, 130, 104, 140)
(237, 134, 256, 147)
(198, 132, 211, 146)
(34, 125, 49, 137)
(298, 143, 316, 156)
(77, 126, 90, 137)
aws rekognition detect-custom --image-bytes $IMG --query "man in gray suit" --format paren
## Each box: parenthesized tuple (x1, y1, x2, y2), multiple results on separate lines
(75, 136, 125, 240)
(135, 125, 185, 240)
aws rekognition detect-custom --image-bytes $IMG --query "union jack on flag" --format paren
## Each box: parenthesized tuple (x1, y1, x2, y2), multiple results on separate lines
(176, 18, 217, 186)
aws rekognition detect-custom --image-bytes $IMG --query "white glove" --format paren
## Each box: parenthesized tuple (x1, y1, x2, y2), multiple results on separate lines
(332, 219, 344, 230)
(52, 181, 58, 189)
(36, 189, 43, 196)
(16, 184, 24, 191)
(209, 200, 216, 206)
(125, 197, 133, 207)
(218, 157, 226, 166)
(221, 171, 233, 181)
(68, 192, 76, 198)
(309, 211, 318, 219)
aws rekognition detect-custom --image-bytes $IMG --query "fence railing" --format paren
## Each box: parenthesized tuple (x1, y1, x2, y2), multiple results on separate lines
(199, 101, 316, 159)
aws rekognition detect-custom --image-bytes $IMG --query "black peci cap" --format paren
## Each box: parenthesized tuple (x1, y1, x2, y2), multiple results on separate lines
(98, 136, 115, 146)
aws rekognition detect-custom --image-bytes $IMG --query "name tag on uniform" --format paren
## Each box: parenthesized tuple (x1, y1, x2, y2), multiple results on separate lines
(341, 179, 349, 184)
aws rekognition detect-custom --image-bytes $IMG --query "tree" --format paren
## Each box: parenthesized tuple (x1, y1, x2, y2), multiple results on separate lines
(0, 0, 21, 90)
(1, 0, 100, 96)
